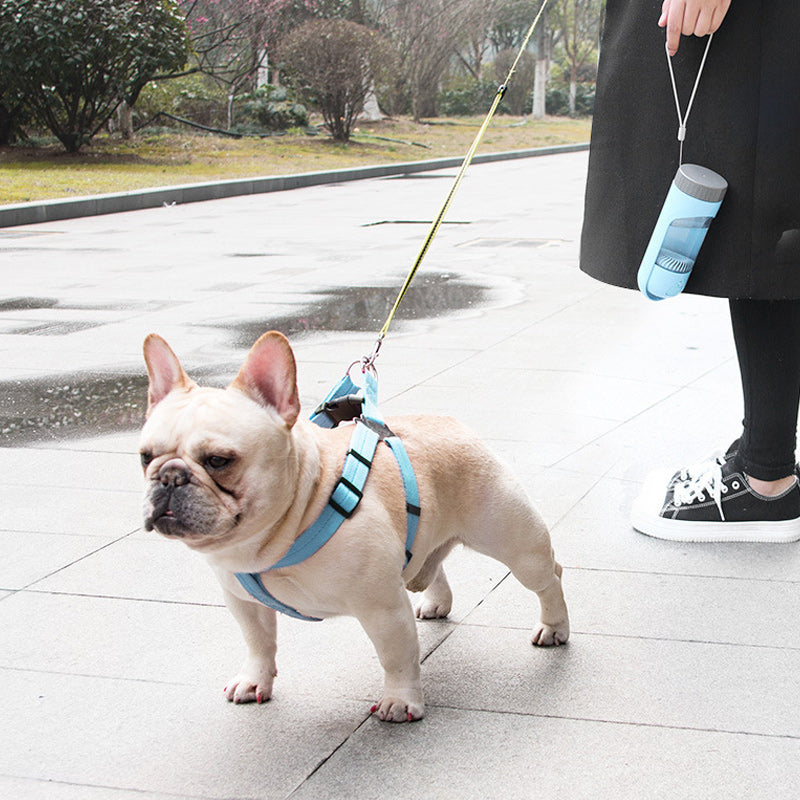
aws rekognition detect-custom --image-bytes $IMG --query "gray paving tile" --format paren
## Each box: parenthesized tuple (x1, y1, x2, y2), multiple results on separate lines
(0, 530, 120, 589)
(466, 567, 800, 650)
(0, 667, 368, 800)
(0, 485, 140, 536)
(420, 625, 800, 737)
(290, 708, 800, 800)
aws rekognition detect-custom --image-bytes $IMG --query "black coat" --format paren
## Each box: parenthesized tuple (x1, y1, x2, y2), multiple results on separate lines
(580, 0, 800, 299)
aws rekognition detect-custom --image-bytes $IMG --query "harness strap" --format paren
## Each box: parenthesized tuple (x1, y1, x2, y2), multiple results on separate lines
(235, 369, 420, 620)
(384, 435, 420, 565)
(234, 572, 322, 622)
(271, 422, 380, 570)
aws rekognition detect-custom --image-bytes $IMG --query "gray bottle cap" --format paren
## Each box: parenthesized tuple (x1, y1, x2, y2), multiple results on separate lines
(675, 164, 728, 202)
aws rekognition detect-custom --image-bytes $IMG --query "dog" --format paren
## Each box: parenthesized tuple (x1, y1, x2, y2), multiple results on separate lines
(139, 331, 569, 722)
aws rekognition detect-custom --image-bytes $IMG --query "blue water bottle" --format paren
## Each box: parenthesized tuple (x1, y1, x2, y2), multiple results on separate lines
(637, 163, 728, 300)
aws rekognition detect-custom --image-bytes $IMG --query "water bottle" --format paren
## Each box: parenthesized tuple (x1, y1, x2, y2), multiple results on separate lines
(637, 164, 728, 300)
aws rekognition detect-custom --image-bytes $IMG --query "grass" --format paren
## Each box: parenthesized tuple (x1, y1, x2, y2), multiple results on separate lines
(0, 115, 591, 205)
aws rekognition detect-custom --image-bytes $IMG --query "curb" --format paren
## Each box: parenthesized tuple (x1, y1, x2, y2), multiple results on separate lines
(0, 143, 588, 229)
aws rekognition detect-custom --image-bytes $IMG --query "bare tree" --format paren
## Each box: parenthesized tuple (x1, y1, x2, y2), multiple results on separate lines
(549, 0, 603, 115)
(372, 0, 491, 120)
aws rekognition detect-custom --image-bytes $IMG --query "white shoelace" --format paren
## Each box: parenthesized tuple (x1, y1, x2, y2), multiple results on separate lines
(674, 452, 727, 484)
(673, 459, 728, 520)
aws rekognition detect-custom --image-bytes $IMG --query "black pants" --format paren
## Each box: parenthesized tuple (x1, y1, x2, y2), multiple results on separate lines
(730, 298, 800, 480)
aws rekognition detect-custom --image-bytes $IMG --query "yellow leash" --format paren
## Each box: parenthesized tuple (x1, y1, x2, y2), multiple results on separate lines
(362, 0, 550, 369)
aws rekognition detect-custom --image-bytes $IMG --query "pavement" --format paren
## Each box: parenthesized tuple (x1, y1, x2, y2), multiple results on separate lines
(0, 149, 798, 799)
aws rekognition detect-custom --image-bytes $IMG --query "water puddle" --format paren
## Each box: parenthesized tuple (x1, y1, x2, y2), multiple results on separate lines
(1, 272, 494, 445)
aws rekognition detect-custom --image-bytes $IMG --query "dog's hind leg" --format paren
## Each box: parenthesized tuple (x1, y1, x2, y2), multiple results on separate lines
(464, 480, 570, 647)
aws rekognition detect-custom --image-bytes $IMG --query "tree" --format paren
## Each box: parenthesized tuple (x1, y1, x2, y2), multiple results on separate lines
(0, 0, 190, 151)
(0, 87, 28, 146)
(280, 19, 394, 141)
(373, 0, 491, 120)
(550, 0, 603, 115)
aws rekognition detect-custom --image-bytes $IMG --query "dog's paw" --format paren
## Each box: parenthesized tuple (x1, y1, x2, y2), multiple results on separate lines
(531, 621, 570, 647)
(370, 695, 424, 723)
(414, 597, 451, 620)
(224, 660, 277, 704)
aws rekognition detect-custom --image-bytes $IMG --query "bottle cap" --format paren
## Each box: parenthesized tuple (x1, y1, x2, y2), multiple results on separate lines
(675, 164, 728, 202)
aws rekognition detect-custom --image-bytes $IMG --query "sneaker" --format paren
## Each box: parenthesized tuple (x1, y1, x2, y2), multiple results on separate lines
(631, 457, 800, 543)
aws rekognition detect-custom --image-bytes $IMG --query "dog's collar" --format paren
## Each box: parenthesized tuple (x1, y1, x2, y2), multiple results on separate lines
(235, 371, 420, 621)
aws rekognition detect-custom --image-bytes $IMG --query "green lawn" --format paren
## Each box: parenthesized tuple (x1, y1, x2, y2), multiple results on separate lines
(0, 116, 591, 205)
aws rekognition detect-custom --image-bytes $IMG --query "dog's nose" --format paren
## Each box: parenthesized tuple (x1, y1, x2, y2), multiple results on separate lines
(159, 459, 192, 488)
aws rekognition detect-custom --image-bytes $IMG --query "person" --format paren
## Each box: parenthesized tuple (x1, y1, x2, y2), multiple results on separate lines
(580, 0, 800, 543)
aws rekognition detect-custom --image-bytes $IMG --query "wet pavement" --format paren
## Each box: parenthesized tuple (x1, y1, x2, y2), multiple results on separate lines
(1, 151, 799, 799)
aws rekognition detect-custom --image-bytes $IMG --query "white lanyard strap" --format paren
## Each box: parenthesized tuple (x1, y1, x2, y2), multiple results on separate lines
(666, 33, 714, 164)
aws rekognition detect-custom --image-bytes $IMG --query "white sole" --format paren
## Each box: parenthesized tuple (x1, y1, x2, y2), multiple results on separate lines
(630, 468, 800, 544)
(631, 508, 800, 543)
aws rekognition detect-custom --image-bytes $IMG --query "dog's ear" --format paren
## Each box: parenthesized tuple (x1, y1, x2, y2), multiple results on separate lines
(143, 334, 196, 414)
(232, 331, 301, 428)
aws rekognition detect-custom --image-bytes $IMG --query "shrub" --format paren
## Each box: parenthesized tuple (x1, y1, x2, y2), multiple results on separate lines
(546, 84, 595, 117)
(234, 86, 309, 133)
(280, 19, 395, 142)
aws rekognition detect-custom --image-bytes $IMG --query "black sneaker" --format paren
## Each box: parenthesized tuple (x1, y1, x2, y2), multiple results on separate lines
(632, 457, 800, 543)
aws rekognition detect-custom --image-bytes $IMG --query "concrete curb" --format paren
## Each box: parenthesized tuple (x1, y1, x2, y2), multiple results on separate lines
(0, 142, 588, 228)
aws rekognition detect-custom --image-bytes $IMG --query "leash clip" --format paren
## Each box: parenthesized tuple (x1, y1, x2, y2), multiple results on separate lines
(360, 335, 384, 374)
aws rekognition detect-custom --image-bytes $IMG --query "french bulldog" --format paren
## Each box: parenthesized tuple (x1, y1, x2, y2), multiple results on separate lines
(140, 331, 569, 722)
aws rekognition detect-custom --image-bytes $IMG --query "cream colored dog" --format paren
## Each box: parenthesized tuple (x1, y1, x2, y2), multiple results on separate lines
(140, 331, 569, 722)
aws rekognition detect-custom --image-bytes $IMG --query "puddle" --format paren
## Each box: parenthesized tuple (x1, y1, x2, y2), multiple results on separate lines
(224, 272, 489, 349)
(1, 272, 494, 445)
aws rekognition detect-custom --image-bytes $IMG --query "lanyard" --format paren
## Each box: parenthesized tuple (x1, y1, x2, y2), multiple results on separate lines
(666, 34, 713, 164)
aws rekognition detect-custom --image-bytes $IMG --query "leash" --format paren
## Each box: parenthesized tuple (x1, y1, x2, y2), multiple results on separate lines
(360, 0, 551, 371)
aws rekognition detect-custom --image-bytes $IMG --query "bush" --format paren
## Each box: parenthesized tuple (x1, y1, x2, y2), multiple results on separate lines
(438, 81, 499, 116)
(491, 49, 535, 116)
(234, 86, 309, 133)
(546, 84, 595, 117)
(280, 19, 396, 141)
(135, 74, 228, 129)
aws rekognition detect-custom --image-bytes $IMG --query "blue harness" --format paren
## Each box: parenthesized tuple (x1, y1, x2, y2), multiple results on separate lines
(234, 371, 420, 621)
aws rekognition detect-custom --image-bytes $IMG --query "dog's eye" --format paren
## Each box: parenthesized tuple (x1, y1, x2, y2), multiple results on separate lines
(140, 451, 154, 468)
(205, 455, 231, 470)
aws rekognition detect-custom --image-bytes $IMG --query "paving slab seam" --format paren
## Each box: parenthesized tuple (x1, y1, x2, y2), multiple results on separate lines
(421, 705, 800, 740)
(0, 774, 213, 800)
(4, 587, 226, 608)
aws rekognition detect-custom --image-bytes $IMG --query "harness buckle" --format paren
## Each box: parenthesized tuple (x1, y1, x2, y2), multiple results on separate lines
(313, 393, 364, 426)
(329, 475, 363, 518)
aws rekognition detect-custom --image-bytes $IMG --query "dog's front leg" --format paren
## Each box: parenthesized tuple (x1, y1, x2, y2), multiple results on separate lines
(222, 587, 278, 704)
(357, 588, 424, 722)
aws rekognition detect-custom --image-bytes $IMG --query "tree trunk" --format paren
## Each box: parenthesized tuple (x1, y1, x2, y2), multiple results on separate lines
(569, 64, 578, 116)
(227, 92, 235, 130)
(531, 11, 549, 119)
(118, 100, 134, 139)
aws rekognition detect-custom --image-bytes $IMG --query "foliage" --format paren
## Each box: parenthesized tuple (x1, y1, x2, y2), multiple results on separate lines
(546, 84, 594, 116)
(135, 74, 229, 129)
(0, 88, 32, 146)
(235, 86, 309, 132)
(492, 48, 536, 115)
(0, 0, 191, 151)
(280, 19, 395, 141)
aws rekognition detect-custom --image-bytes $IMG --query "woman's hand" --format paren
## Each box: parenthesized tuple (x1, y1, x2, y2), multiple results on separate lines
(659, 0, 732, 55)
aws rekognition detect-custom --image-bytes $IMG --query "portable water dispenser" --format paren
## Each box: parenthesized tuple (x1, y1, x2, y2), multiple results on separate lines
(637, 163, 728, 300)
